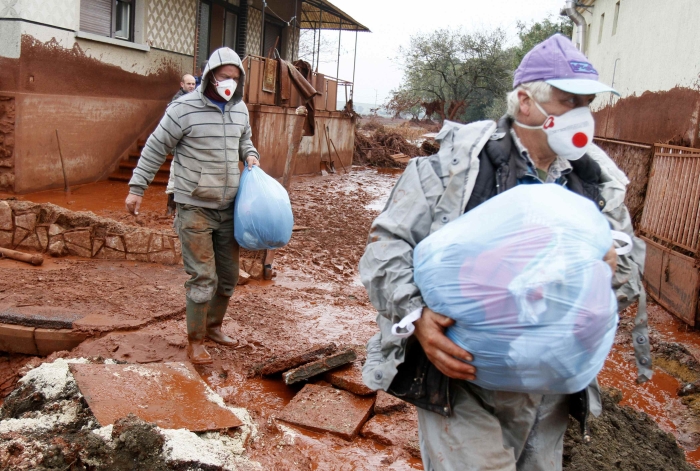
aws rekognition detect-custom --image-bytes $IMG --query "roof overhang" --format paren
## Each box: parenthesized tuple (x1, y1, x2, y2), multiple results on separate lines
(300, 0, 371, 32)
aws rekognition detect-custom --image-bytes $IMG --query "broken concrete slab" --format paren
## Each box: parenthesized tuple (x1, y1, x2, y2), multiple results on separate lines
(324, 361, 374, 396)
(72, 314, 146, 333)
(249, 343, 337, 377)
(360, 407, 420, 458)
(374, 390, 408, 415)
(237, 269, 251, 285)
(283, 349, 357, 385)
(0, 323, 38, 355)
(70, 362, 243, 432)
(34, 328, 88, 356)
(0, 303, 84, 329)
(277, 384, 375, 440)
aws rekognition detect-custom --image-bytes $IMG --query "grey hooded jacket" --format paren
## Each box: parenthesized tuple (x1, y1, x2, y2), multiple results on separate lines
(360, 119, 650, 414)
(129, 48, 260, 209)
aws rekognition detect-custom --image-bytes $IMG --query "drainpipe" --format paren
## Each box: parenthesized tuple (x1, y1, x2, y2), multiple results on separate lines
(562, 0, 586, 52)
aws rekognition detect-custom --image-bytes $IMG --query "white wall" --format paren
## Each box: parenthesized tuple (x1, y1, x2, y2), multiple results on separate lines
(0, 0, 196, 74)
(575, 0, 700, 104)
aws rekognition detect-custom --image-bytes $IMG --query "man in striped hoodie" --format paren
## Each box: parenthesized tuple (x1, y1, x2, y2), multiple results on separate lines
(125, 48, 260, 364)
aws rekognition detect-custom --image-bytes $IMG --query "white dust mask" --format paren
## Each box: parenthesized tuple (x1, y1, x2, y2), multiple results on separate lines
(515, 97, 595, 161)
(215, 78, 237, 101)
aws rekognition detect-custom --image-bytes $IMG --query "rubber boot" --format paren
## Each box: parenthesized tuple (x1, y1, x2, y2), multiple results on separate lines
(206, 294, 238, 347)
(186, 297, 213, 364)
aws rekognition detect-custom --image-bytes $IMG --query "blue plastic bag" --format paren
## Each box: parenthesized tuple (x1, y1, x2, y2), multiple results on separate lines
(234, 166, 294, 250)
(413, 184, 618, 394)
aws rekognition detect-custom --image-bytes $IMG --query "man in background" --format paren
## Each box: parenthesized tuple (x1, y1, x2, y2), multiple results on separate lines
(171, 74, 196, 102)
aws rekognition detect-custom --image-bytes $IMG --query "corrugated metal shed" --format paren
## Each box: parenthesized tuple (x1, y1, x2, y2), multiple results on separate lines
(300, 0, 370, 32)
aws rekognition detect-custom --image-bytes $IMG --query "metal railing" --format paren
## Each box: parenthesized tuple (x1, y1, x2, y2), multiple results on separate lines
(640, 143, 700, 255)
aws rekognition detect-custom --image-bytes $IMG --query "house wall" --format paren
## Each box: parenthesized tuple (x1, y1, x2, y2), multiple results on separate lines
(575, 0, 700, 146)
(0, 0, 198, 193)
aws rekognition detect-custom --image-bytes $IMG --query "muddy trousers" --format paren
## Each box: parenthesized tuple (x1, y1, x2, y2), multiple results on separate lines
(417, 381, 569, 471)
(175, 203, 240, 338)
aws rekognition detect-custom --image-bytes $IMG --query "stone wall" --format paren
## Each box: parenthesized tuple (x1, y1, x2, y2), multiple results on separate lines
(0, 96, 14, 191)
(0, 200, 181, 265)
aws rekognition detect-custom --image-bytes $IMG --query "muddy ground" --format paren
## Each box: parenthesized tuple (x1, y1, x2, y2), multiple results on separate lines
(0, 167, 699, 470)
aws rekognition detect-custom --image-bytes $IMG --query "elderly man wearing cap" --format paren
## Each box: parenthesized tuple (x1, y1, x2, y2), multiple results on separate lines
(359, 34, 650, 470)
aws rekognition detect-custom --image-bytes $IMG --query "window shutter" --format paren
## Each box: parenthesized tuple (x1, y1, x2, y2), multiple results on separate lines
(263, 22, 282, 57)
(80, 0, 112, 37)
(196, 2, 211, 66)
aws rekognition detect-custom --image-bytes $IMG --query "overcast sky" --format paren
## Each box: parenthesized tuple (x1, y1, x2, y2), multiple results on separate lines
(308, 0, 569, 106)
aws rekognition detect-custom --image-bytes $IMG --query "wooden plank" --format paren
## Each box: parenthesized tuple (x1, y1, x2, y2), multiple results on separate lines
(641, 236, 664, 301)
(248, 343, 337, 377)
(283, 349, 357, 385)
(659, 250, 700, 327)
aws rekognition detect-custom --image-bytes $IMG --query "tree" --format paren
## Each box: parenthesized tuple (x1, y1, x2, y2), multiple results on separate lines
(392, 28, 512, 123)
(512, 16, 574, 67)
(384, 87, 423, 120)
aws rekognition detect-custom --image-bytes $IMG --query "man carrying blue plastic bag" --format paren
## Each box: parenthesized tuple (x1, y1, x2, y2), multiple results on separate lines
(125, 48, 260, 365)
(360, 34, 650, 471)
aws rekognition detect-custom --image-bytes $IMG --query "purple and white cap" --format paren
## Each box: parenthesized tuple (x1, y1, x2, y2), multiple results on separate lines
(513, 34, 619, 96)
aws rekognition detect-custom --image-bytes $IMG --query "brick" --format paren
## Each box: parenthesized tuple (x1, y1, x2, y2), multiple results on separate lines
(65, 241, 92, 258)
(49, 224, 66, 236)
(92, 238, 104, 257)
(48, 238, 66, 256)
(149, 234, 164, 252)
(34, 328, 88, 356)
(0, 201, 12, 230)
(97, 247, 125, 260)
(63, 229, 91, 249)
(278, 384, 375, 440)
(104, 235, 125, 251)
(36, 226, 49, 251)
(13, 227, 29, 247)
(14, 212, 36, 231)
(126, 252, 149, 262)
(17, 232, 41, 251)
(149, 250, 175, 265)
(324, 362, 374, 395)
(360, 407, 420, 457)
(283, 349, 357, 385)
(250, 343, 337, 377)
(0, 230, 12, 248)
(374, 390, 408, 415)
(0, 323, 38, 355)
(123, 230, 151, 254)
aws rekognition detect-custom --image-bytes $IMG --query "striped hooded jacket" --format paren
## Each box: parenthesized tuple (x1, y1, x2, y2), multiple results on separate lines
(129, 48, 260, 209)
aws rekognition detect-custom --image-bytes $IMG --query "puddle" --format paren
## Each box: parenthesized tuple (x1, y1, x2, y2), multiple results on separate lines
(7, 180, 167, 214)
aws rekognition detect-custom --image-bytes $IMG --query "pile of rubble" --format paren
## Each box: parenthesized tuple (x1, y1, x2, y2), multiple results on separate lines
(251, 343, 420, 458)
(353, 127, 436, 168)
(0, 357, 259, 470)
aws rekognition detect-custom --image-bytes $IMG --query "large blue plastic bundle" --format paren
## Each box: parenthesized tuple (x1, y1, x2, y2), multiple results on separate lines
(413, 184, 618, 394)
(234, 166, 294, 250)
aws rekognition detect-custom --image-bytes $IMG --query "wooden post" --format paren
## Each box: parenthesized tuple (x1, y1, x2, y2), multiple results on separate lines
(55, 129, 70, 194)
(281, 106, 308, 191)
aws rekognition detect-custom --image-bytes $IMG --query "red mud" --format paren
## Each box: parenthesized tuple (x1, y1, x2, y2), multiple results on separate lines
(594, 87, 700, 147)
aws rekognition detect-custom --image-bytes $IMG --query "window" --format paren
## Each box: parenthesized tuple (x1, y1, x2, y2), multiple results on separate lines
(598, 13, 605, 44)
(612, 2, 620, 35)
(80, 0, 135, 41)
(224, 11, 237, 50)
(114, 0, 133, 40)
